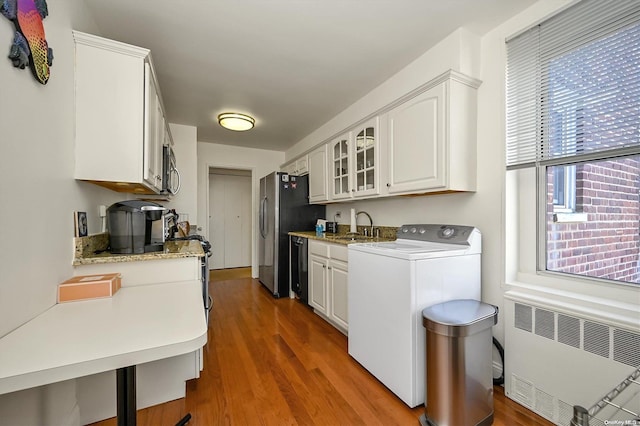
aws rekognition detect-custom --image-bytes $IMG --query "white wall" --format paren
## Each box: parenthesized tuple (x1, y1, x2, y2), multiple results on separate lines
(197, 142, 285, 276)
(0, 1, 126, 424)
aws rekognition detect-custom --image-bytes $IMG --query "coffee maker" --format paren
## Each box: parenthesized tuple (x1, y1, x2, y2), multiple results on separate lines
(107, 200, 167, 254)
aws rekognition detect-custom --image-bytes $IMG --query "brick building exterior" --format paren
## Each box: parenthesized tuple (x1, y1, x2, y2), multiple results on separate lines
(547, 157, 640, 284)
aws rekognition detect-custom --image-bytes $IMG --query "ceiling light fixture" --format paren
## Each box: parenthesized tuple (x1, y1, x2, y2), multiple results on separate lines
(217, 112, 255, 131)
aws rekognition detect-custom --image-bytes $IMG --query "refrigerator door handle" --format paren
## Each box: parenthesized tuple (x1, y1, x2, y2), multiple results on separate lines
(260, 196, 268, 238)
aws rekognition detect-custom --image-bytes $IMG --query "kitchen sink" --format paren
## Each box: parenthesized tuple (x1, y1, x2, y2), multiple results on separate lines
(330, 235, 375, 241)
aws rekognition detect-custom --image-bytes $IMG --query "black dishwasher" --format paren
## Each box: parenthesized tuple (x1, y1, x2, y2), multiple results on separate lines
(290, 236, 309, 304)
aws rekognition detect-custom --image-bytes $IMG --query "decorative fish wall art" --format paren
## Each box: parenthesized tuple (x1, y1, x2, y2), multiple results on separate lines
(1, 0, 53, 84)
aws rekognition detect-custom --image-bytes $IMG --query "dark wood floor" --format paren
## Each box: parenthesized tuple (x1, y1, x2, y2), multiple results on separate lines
(92, 274, 553, 426)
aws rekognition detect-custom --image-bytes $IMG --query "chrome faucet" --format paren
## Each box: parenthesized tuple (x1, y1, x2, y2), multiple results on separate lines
(356, 211, 374, 236)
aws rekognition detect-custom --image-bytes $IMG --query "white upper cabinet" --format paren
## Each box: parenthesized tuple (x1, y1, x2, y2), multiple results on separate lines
(73, 31, 168, 195)
(383, 72, 480, 195)
(328, 117, 380, 201)
(144, 64, 164, 191)
(281, 162, 297, 175)
(281, 155, 309, 176)
(351, 117, 380, 198)
(328, 132, 351, 201)
(307, 70, 479, 203)
(308, 145, 328, 203)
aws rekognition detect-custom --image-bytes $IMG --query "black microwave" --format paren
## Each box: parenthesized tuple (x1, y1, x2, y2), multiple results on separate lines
(162, 145, 181, 194)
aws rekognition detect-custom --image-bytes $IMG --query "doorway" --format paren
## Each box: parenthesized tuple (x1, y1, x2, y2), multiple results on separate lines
(208, 168, 252, 269)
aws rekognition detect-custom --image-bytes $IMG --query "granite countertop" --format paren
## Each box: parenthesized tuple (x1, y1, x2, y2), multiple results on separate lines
(73, 233, 204, 265)
(289, 225, 397, 246)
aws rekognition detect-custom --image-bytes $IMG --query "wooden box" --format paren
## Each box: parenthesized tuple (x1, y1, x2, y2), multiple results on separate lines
(58, 273, 122, 303)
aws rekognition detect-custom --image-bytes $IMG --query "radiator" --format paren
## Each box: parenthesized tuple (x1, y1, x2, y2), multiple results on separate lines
(504, 293, 640, 425)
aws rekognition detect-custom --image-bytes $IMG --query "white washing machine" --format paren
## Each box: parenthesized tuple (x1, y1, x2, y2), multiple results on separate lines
(348, 224, 482, 408)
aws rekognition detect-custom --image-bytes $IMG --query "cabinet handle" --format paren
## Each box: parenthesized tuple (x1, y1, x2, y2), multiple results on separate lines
(386, 183, 391, 187)
(328, 266, 332, 270)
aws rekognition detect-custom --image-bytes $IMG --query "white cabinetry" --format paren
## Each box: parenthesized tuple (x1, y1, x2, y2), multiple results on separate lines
(309, 251, 328, 315)
(384, 71, 480, 195)
(281, 155, 309, 176)
(308, 240, 349, 333)
(328, 118, 380, 201)
(281, 162, 296, 175)
(328, 132, 352, 201)
(351, 117, 380, 198)
(73, 31, 171, 195)
(308, 145, 328, 203)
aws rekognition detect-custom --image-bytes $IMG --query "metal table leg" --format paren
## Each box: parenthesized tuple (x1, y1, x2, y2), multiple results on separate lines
(116, 366, 136, 426)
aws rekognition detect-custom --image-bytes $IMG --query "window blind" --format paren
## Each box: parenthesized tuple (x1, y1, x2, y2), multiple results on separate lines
(506, 0, 640, 170)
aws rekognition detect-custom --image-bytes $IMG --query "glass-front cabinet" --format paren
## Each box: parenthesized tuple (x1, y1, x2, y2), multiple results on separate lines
(330, 133, 352, 200)
(352, 117, 379, 197)
(328, 118, 379, 200)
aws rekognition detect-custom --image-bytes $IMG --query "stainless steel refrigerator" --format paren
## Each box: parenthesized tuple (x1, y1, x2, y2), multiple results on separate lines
(258, 172, 325, 297)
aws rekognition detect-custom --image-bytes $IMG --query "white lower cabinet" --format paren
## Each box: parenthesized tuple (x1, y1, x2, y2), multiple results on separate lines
(308, 240, 348, 333)
(309, 254, 328, 315)
(327, 258, 349, 330)
(73, 257, 203, 425)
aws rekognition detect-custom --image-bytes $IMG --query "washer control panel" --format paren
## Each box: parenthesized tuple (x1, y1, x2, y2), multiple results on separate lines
(397, 224, 476, 245)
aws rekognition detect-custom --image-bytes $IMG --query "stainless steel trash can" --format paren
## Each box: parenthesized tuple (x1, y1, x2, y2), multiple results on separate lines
(420, 299, 498, 426)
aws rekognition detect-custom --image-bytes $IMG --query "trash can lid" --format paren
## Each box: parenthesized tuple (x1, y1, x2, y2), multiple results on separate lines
(422, 299, 498, 336)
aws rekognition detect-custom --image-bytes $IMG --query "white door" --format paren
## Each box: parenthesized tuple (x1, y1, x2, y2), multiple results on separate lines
(209, 175, 225, 269)
(209, 170, 252, 269)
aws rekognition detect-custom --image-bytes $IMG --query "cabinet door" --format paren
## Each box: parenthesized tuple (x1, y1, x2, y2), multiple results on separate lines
(352, 117, 380, 198)
(308, 145, 328, 203)
(74, 32, 146, 185)
(328, 259, 349, 331)
(281, 162, 296, 175)
(295, 156, 309, 175)
(309, 255, 328, 315)
(386, 82, 446, 194)
(329, 133, 352, 200)
(143, 63, 163, 191)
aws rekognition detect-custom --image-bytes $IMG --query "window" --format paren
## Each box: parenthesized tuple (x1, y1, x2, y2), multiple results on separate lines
(506, 0, 640, 285)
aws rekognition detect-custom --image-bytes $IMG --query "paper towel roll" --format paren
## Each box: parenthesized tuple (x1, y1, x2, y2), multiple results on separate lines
(350, 208, 357, 233)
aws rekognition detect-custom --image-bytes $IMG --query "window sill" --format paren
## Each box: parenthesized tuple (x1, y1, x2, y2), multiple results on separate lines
(552, 212, 588, 223)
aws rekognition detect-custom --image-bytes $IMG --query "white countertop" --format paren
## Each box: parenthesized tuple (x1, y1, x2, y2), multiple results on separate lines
(0, 280, 208, 395)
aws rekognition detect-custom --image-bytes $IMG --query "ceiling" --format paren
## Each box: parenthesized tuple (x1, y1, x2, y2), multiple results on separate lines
(84, 0, 536, 152)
